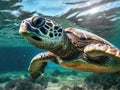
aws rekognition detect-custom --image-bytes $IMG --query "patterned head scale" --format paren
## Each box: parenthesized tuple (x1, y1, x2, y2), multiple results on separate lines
(22, 16, 64, 41)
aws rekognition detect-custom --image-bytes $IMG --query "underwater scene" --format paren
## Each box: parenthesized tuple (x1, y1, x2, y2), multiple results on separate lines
(1, 0, 120, 90)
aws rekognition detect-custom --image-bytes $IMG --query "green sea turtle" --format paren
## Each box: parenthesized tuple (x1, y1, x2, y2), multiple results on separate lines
(19, 16, 120, 79)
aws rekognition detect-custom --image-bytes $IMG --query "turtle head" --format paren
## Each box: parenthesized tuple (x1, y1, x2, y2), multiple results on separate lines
(19, 16, 65, 49)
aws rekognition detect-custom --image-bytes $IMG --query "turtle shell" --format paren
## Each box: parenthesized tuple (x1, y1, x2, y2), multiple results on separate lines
(63, 27, 120, 72)
(65, 27, 115, 48)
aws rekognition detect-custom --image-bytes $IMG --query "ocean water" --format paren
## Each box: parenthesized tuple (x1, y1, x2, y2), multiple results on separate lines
(0, 0, 120, 90)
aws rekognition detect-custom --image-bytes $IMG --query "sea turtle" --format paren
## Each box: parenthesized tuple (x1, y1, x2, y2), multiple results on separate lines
(19, 16, 120, 79)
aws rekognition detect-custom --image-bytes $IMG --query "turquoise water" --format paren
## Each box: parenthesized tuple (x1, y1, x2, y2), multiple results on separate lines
(0, 0, 120, 90)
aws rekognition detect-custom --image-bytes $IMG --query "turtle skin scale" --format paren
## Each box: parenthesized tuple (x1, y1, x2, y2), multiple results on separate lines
(19, 16, 120, 79)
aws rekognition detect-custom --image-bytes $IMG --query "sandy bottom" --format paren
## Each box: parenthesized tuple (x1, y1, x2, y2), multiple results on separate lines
(0, 69, 119, 90)
(0, 68, 91, 90)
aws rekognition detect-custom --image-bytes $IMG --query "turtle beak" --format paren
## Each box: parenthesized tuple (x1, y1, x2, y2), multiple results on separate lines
(19, 20, 30, 37)
(19, 19, 43, 41)
(19, 18, 36, 38)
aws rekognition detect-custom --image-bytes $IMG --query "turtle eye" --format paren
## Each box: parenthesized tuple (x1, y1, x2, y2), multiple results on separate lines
(32, 16, 45, 27)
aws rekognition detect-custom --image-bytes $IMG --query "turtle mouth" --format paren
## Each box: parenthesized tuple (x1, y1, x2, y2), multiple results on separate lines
(21, 32, 42, 41)
(21, 32, 31, 37)
(31, 36, 42, 41)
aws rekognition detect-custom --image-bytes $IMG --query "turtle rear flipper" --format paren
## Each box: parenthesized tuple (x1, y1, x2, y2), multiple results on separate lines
(84, 43, 120, 60)
(60, 59, 112, 72)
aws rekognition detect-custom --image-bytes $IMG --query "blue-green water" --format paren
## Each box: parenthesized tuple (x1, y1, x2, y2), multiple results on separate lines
(0, 0, 120, 90)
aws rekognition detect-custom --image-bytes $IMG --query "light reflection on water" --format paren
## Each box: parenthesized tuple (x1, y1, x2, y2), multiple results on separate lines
(0, 0, 120, 47)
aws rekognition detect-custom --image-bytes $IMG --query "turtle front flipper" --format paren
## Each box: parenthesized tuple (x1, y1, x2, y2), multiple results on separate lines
(84, 43, 120, 61)
(28, 51, 57, 79)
